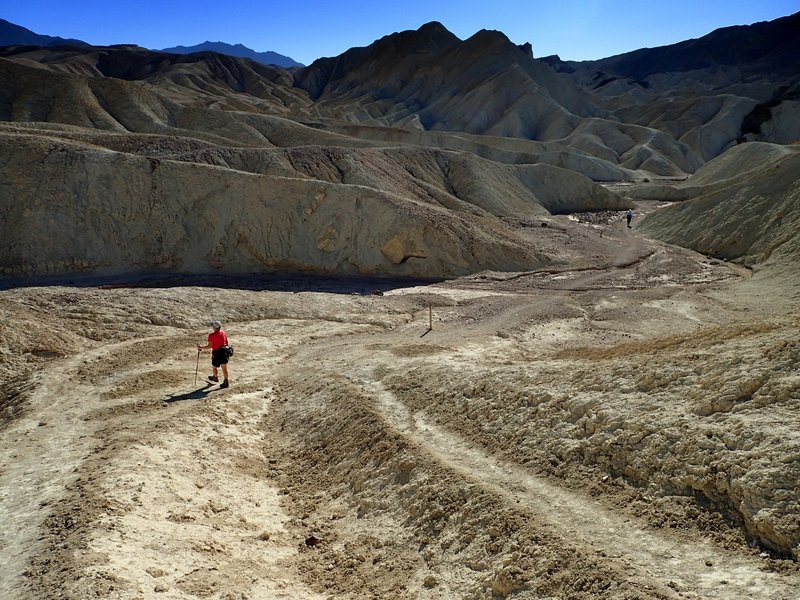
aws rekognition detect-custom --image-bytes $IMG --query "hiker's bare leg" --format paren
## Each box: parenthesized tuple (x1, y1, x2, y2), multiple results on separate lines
(221, 364, 229, 380)
(213, 366, 219, 378)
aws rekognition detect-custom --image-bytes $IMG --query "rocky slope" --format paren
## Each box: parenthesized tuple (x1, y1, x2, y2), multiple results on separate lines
(0, 126, 626, 279)
(544, 12, 800, 160)
(294, 22, 700, 176)
(1, 15, 799, 281)
(639, 143, 800, 275)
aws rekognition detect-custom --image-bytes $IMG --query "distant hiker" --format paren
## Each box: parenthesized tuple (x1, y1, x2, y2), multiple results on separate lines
(626, 209, 634, 228)
(197, 320, 231, 388)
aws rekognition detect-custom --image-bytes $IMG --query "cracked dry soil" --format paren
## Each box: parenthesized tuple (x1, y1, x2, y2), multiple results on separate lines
(1, 214, 798, 599)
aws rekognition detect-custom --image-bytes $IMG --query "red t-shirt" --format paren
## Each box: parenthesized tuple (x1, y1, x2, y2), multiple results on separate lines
(208, 329, 229, 351)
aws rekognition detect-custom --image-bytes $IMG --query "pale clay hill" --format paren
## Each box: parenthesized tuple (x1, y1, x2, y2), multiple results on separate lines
(1, 16, 799, 282)
(639, 145, 800, 273)
(0, 127, 627, 278)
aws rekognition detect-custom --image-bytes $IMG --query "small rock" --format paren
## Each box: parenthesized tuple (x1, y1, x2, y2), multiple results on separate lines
(154, 583, 169, 593)
(258, 531, 271, 541)
(423, 576, 438, 588)
(705, 560, 713, 567)
(305, 534, 322, 547)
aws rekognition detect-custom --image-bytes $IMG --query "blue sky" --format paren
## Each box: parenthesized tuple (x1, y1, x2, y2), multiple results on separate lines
(4, 1, 799, 65)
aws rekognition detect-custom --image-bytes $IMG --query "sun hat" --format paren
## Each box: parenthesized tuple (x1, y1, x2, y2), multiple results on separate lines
(210, 320, 222, 328)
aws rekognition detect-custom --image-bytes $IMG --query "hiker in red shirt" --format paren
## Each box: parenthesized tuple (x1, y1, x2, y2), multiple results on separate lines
(197, 320, 231, 388)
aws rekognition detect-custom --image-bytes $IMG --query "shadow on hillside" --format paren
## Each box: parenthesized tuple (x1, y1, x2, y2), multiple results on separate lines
(0, 272, 441, 295)
(162, 384, 215, 404)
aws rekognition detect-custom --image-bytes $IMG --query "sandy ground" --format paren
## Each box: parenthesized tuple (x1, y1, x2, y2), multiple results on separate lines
(1, 211, 798, 599)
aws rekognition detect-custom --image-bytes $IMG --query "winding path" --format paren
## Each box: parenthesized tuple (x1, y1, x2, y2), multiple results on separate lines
(347, 373, 797, 599)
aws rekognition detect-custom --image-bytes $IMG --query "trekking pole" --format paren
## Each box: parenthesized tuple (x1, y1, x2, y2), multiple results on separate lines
(194, 349, 200, 385)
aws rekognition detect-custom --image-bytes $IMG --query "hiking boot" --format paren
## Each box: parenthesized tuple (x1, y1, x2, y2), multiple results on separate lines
(219, 379, 229, 389)
(208, 375, 219, 383)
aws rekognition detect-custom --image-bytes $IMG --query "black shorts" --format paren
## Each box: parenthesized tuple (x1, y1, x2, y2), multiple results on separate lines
(211, 348, 229, 367)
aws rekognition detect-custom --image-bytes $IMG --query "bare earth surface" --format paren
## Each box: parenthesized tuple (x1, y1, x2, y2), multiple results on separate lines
(1, 211, 798, 599)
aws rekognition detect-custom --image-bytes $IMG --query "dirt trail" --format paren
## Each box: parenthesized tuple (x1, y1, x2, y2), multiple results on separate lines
(357, 376, 795, 599)
(0, 329, 328, 599)
(0, 339, 144, 598)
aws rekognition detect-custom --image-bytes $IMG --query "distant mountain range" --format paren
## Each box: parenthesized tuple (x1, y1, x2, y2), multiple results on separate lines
(0, 18, 88, 47)
(0, 19, 303, 67)
(158, 41, 303, 68)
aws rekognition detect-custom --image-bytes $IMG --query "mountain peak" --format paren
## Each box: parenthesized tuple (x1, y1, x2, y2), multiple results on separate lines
(386, 21, 460, 50)
(418, 21, 450, 34)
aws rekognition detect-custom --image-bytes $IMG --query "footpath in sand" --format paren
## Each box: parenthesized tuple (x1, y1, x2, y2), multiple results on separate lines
(1, 213, 798, 599)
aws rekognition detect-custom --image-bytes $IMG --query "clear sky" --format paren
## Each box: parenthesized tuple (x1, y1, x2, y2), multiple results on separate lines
(4, 1, 799, 65)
